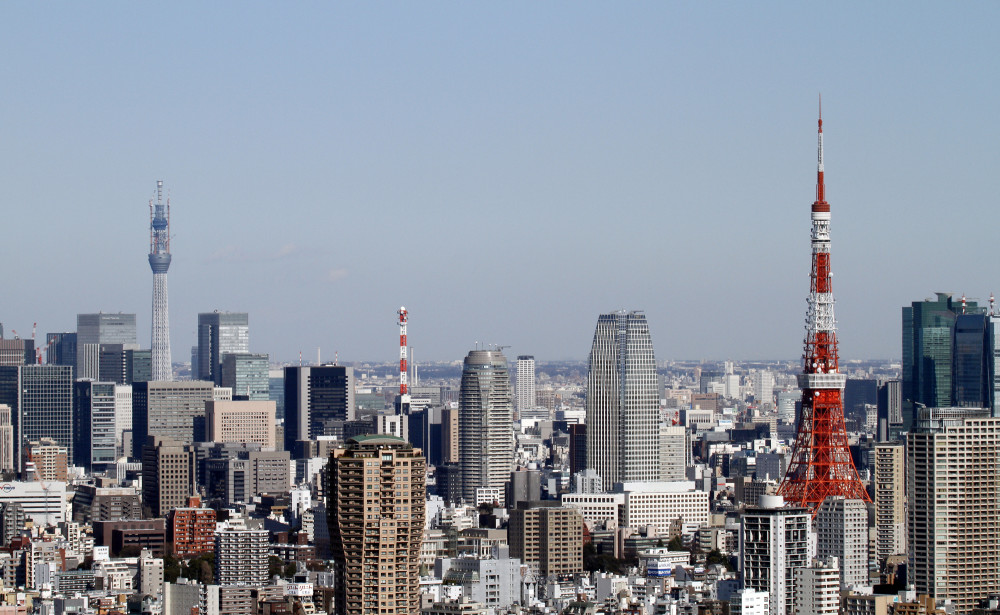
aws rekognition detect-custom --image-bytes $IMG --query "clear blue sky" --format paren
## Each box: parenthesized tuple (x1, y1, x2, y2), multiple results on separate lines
(2, 3, 998, 363)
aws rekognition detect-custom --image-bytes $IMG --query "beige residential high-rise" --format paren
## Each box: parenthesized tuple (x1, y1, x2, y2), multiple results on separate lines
(908, 407, 1000, 615)
(328, 435, 425, 615)
(206, 400, 276, 449)
(873, 442, 905, 561)
(508, 502, 583, 578)
(440, 406, 459, 464)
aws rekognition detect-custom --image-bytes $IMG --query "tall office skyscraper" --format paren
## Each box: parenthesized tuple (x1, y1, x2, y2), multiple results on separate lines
(0, 338, 35, 367)
(902, 293, 974, 425)
(197, 312, 250, 384)
(220, 353, 269, 401)
(73, 381, 120, 472)
(283, 365, 356, 456)
(585, 311, 660, 491)
(76, 313, 138, 380)
(148, 181, 173, 381)
(45, 333, 77, 372)
(908, 406, 1000, 614)
(132, 381, 216, 458)
(142, 435, 193, 518)
(876, 379, 902, 441)
(515, 355, 536, 413)
(0, 365, 73, 468)
(459, 350, 514, 504)
(953, 311, 989, 407)
(327, 436, 425, 615)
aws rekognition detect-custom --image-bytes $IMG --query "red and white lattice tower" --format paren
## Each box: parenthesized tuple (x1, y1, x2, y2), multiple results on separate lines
(778, 104, 870, 515)
(398, 307, 409, 401)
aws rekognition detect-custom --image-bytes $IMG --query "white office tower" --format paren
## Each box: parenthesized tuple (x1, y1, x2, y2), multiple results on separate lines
(585, 311, 660, 491)
(459, 350, 514, 505)
(740, 495, 810, 615)
(873, 442, 905, 561)
(908, 407, 1000, 614)
(730, 588, 769, 615)
(515, 355, 536, 413)
(815, 496, 868, 588)
(793, 557, 840, 615)
(659, 423, 688, 481)
(724, 374, 741, 399)
(751, 370, 775, 407)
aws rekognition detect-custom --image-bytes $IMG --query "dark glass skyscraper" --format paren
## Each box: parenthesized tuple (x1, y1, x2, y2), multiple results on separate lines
(953, 312, 990, 408)
(0, 365, 73, 467)
(902, 293, 976, 426)
(197, 312, 249, 384)
(284, 365, 356, 456)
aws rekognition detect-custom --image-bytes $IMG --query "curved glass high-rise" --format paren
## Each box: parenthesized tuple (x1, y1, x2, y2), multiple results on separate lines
(459, 350, 513, 504)
(585, 310, 660, 491)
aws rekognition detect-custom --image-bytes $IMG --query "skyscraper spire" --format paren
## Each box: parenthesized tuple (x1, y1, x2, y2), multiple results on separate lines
(779, 109, 869, 515)
(149, 180, 173, 381)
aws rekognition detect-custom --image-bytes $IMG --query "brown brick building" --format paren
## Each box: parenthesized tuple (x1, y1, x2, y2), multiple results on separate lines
(328, 435, 425, 615)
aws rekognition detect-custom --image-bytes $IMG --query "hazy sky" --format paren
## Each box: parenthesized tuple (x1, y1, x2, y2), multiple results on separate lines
(2, 3, 998, 363)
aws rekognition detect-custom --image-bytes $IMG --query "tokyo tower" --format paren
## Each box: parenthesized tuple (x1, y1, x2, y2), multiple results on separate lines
(778, 104, 870, 514)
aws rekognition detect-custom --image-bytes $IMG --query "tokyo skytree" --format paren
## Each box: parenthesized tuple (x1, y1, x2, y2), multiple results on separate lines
(148, 180, 172, 381)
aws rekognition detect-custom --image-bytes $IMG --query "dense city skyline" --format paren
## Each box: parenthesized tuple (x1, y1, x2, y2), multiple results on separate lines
(3, 4, 998, 363)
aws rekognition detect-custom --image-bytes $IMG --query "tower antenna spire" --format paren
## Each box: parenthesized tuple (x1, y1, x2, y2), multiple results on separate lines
(816, 94, 825, 205)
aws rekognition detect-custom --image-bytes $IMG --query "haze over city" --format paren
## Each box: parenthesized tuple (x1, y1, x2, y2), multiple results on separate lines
(2, 3, 998, 362)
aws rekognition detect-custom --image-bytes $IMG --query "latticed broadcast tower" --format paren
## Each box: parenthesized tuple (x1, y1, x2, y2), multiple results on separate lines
(148, 181, 172, 381)
(778, 106, 869, 514)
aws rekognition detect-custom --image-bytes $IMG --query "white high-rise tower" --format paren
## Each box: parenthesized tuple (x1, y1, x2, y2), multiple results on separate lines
(148, 181, 172, 381)
(515, 355, 536, 412)
(585, 310, 660, 491)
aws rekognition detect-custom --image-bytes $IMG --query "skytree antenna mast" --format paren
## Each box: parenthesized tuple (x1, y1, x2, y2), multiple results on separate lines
(778, 102, 869, 515)
(149, 180, 173, 381)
